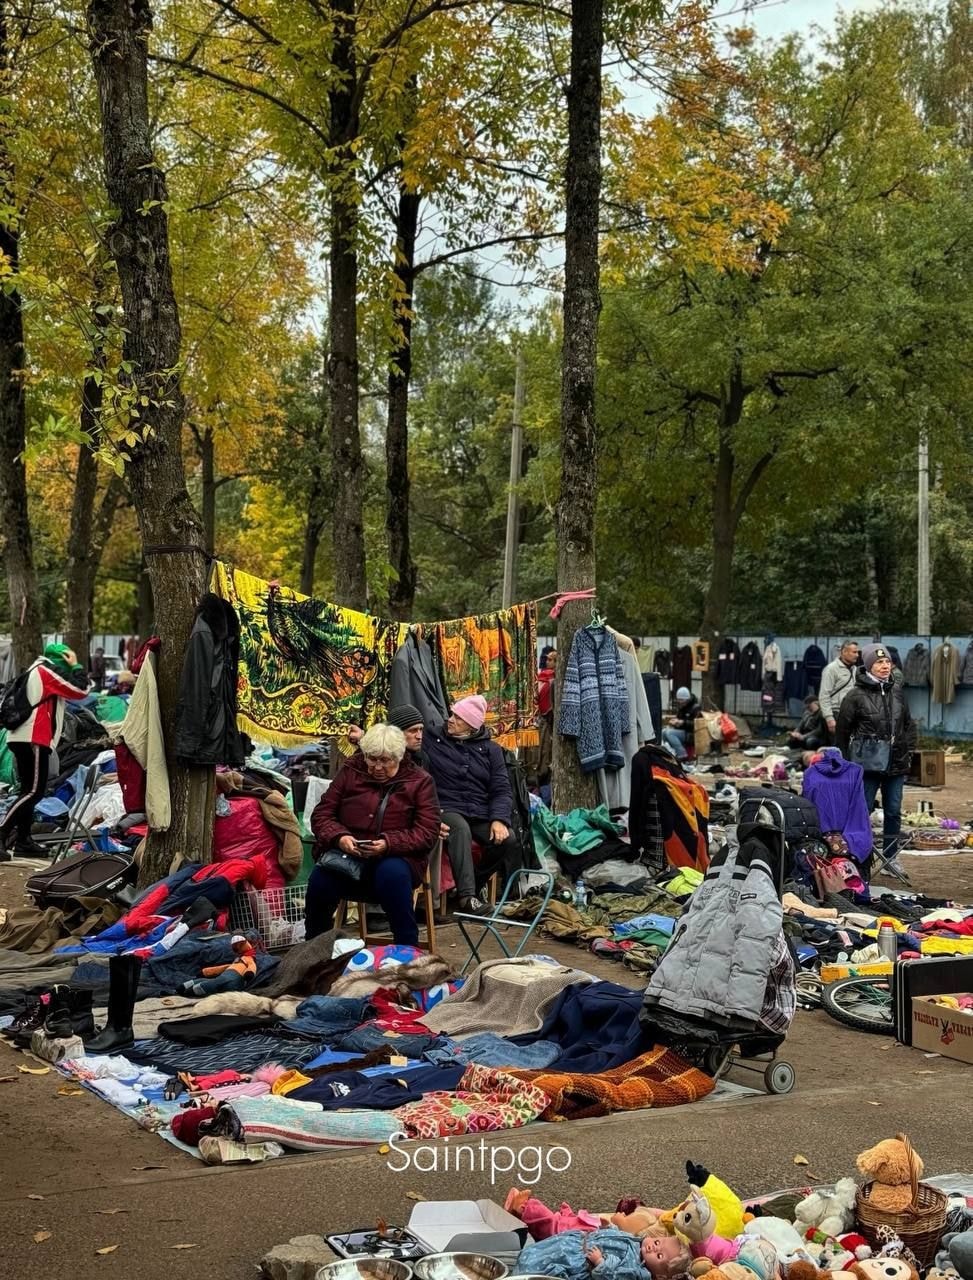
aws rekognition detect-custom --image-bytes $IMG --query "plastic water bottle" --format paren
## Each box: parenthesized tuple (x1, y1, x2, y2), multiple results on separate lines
(573, 879, 588, 911)
(877, 919, 898, 963)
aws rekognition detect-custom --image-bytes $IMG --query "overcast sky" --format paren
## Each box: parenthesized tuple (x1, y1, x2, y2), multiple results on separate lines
(737, 0, 886, 39)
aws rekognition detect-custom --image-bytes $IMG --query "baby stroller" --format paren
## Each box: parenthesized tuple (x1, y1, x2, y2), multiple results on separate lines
(640, 799, 798, 1095)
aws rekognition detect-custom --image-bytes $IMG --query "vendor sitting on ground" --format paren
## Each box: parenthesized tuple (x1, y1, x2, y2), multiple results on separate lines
(660, 686, 700, 761)
(180, 934, 257, 997)
(788, 692, 826, 750)
(423, 695, 522, 917)
(306, 723, 439, 946)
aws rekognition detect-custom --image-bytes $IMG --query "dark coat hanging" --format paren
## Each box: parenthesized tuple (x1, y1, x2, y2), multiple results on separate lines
(174, 594, 245, 767)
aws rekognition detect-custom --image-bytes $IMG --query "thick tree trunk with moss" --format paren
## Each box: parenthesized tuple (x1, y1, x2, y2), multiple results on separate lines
(552, 0, 603, 813)
(88, 0, 212, 885)
(327, 0, 367, 609)
(386, 169, 420, 621)
(0, 9, 41, 671)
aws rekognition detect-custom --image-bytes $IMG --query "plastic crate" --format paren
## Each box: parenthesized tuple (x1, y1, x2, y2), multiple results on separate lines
(230, 885, 308, 949)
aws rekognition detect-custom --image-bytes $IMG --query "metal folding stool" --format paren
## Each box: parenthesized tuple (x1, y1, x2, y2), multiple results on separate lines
(452, 869, 555, 975)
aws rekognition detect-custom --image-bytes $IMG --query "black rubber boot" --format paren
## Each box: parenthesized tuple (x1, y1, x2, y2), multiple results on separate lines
(67, 989, 94, 1039)
(42, 986, 75, 1038)
(83, 955, 142, 1054)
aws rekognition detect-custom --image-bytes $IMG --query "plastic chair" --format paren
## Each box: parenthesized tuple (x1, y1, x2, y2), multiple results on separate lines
(334, 841, 441, 951)
(452, 869, 556, 974)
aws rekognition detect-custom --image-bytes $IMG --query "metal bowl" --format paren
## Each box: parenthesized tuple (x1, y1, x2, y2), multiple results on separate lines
(317, 1258, 414, 1280)
(412, 1254, 508, 1280)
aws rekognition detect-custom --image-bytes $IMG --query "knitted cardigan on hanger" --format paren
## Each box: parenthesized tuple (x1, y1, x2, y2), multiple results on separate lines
(558, 627, 630, 773)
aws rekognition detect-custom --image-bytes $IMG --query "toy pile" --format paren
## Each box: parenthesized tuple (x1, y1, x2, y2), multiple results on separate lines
(499, 1136, 973, 1280)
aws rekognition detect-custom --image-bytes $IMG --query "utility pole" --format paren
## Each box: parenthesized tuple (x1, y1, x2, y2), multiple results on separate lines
(501, 348, 525, 608)
(917, 429, 930, 634)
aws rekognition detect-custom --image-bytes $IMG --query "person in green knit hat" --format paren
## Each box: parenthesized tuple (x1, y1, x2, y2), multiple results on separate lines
(0, 642, 87, 859)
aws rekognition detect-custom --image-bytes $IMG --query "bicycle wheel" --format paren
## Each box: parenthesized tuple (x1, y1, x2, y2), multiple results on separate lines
(820, 976, 894, 1035)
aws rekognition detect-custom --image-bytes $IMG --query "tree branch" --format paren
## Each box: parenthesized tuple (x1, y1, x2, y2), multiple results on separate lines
(732, 451, 775, 528)
(416, 229, 562, 273)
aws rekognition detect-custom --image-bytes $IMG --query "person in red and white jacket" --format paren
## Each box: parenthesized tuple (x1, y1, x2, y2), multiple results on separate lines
(0, 643, 87, 859)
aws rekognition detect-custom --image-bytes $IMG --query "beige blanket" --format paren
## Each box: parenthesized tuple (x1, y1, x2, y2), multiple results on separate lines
(422, 958, 593, 1039)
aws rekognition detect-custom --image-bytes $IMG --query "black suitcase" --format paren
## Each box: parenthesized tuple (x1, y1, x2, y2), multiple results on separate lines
(25, 850, 137, 909)
(893, 954, 973, 1044)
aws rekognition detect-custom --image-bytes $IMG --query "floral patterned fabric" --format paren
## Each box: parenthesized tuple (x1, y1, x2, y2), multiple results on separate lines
(392, 1064, 550, 1138)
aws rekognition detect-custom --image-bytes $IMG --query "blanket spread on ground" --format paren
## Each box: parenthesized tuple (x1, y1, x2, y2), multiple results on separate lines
(506, 1046, 715, 1119)
(422, 959, 592, 1040)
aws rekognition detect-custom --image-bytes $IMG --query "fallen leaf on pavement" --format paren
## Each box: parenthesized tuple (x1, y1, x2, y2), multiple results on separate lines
(57, 1086, 84, 1096)
(405, 1193, 424, 1201)
(793, 1155, 809, 1166)
(18, 1066, 50, 1075)
(96, 1209, 128, 1216)
(132, 1164, 166, 1171)
(378, 1144, 390, 1154)
(95, 1245, 119, 1255)
(867, 1101, 881, 1106)
(171, 1244, 197, 1250)
(913, 1070, 936, 1075)
(33, 1232, 52, 1244)
(26, 1195, 44, 1201)
(0, 1075, 17, 1083)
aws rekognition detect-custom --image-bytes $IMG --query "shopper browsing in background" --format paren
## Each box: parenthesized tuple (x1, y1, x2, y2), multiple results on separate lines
(835, 644, 917, 878)
(788, 693, 826, 751)
(0, 643, 87, 860)
(661, 686, 701, 761)
(818, 639, 860, 739)
(89, 645, 106, 691)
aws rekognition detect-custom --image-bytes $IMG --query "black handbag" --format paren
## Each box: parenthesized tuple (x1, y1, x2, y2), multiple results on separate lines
(848, 736, 891, 773)
(316, 789, 394, 881)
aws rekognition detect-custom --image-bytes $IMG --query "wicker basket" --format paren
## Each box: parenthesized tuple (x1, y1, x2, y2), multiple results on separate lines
(855, 1133, 947, 1267)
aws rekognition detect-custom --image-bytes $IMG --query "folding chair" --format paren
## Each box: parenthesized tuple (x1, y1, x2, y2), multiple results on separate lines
(871, 836, 911, 886)
(452, 869, 555, 975)
(32, 764, 103, 863)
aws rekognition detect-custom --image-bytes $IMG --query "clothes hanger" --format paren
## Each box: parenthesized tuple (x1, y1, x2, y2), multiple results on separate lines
(588, 602, 607, 629)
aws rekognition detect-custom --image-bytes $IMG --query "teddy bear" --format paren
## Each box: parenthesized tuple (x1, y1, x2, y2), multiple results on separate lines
(855, 1138, 922, 1215)
(786, 1257, 919, 1280)
(794, 1180, 858, 1239)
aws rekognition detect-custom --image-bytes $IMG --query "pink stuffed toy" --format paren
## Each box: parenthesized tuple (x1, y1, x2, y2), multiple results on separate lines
(504, 1190, 601, 1240)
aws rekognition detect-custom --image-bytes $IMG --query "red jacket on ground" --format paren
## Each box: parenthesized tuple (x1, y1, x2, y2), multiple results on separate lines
(311, 753, 439, 886)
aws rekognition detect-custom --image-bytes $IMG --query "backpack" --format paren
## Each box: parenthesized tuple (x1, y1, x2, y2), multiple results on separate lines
(0, 669, 37, 730)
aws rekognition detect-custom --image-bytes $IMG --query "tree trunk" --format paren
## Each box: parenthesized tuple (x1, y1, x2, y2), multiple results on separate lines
(300, 345, 328, 596)
(64, 302, 120, 667)
(386, 170, 420, 620)
(327, 0, 367, 609)
(199, 424, 216, 557)
(552, 0, 603, 813)
(0, 9, 42, 671)
(137, 555, 154, 640)
(699, 421, 736, 710)
(88, 0, 211, 886)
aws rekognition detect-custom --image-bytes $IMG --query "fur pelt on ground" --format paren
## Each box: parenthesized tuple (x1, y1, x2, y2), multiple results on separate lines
(191, 992, 303, 1020)
(253, 927, 364, 997)
(329, 953, 452, 999)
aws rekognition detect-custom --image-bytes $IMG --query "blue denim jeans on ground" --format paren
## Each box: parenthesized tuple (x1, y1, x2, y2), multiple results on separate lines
(305, 853, 419, 945)
(662, 727, 687, 759)
(862, 773, 904, 859)
(190, 969, 247, 997)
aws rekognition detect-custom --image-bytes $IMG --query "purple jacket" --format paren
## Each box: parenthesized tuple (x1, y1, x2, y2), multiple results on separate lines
(801, 749, 873, 862)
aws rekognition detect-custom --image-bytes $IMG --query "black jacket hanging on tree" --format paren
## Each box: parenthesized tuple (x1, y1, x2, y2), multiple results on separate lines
(174, 594, 245, 767)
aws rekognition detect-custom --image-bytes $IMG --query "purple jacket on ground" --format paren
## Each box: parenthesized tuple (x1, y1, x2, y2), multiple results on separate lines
(801, 749, 873, 861)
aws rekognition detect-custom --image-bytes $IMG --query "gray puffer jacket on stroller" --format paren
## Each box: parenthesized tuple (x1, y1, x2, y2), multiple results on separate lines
(641, 824, 785, 1033)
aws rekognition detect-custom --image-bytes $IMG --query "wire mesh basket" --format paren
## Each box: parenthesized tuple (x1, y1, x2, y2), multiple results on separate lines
(230, 885, 308, 949)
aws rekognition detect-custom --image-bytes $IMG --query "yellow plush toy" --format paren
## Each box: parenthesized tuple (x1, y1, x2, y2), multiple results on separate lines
(686, 1163, 747, 1240)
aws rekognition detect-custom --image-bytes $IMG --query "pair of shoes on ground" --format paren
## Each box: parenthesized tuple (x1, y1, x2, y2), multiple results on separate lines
(0, 835, 47, 861)
(457, 895, 492, 917)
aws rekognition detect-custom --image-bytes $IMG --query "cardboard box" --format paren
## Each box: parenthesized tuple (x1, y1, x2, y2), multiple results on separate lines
(910, 749, 946, 788)
(408, 1200, 528, 1253)
(821, 960, 892, 984)
(911, 995, 973, 1064)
